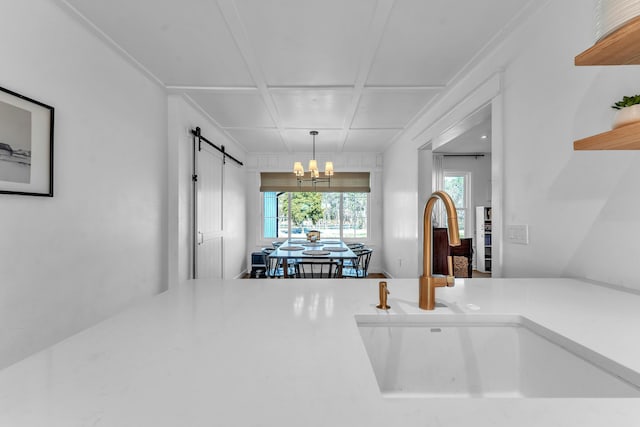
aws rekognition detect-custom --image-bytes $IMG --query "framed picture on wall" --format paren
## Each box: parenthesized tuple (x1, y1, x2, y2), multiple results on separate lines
(0, 85, 54, 197)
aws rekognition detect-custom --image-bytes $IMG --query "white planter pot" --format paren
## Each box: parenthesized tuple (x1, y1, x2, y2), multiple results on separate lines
(613, 104, 640, 129)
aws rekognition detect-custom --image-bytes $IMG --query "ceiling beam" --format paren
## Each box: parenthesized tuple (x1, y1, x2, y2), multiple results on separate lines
(338, 0, 396, 152)
(166, 86, 259, 93)
(216, 0, 292, 152)
(167, 85, 446, 93)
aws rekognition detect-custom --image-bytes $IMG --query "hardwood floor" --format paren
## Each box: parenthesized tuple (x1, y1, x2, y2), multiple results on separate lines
(472, 270, 491, 278)
(241, 271, 491, 279)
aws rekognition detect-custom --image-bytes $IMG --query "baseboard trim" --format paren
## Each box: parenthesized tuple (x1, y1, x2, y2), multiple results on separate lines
(233, 269, 247, 279)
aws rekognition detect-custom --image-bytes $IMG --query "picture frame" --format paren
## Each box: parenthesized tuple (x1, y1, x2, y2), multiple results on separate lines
(0, 85, 54, 197)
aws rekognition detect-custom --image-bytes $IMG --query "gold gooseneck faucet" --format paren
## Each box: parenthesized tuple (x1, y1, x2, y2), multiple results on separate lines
(420, 191, 461, 310)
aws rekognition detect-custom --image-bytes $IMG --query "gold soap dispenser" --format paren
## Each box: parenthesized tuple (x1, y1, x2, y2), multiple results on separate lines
(376, 281, 390, 310)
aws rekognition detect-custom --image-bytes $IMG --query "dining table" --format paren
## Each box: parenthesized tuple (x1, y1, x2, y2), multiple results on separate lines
(268, 239, 358, 278)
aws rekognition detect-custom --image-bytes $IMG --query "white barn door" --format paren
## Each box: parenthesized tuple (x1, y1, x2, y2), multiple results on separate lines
(194, 143, 224, 279)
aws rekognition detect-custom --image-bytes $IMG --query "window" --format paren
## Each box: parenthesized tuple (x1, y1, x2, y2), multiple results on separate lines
(342, 192, 368, 239)
(443, 172, 470, 238)
(319, 193, 340, 238)
(263, 192, 368, 240)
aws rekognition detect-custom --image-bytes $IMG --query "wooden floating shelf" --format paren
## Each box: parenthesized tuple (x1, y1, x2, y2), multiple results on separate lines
(574, 121, 640, 150)
(575, 15, 640, 65)
(574, 16, 640, 150)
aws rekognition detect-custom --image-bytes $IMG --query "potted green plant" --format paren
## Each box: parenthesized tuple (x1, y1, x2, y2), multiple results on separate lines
(611, 94, 640, 129)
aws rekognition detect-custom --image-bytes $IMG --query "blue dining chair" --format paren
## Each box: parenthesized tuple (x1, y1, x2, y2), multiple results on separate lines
(341, 248, 373, 278)
(262, 247, 298, 278)
(297, 260, 339, 278)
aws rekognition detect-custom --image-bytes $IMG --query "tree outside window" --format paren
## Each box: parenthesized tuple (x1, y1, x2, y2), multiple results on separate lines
(444, 173, 470, 238)
(263, 192, 367, 240)
(283, 192, 323, 227)
(342, 192, 367, 238)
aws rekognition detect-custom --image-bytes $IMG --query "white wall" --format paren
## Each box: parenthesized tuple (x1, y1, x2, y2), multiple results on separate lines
(167, 95, 247, 283)
(497, 0, 640, 289)
(385, 0, 640, 291)
(245, 152, 384, 274)
(0, 1, 168, 368)
(415, 148, 433, 277)
(382, 141, 419, 278)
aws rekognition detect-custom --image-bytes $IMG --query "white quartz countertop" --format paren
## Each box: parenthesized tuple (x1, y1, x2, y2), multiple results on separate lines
(1, 277, 640, 426)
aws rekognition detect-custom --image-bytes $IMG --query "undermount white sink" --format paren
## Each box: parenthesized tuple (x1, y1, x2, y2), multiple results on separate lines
(356, 314, 640, 398)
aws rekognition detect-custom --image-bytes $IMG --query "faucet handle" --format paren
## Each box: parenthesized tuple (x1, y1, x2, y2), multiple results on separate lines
(446, 256, 455, 287)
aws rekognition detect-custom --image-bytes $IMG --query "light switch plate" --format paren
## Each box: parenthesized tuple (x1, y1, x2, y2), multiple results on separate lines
(507, 224, 529, 245)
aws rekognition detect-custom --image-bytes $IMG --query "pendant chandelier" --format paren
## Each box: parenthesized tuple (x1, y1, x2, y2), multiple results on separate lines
(293, 130, 334, 187)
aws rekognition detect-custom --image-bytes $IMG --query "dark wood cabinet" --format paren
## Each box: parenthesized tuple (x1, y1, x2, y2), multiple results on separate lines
(432, 228, 473, 278)
(432, 228, 450, 275)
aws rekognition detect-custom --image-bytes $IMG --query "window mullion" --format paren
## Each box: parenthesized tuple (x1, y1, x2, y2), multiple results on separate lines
(339, 193, 344, 240)
(287, 192, 292, 240)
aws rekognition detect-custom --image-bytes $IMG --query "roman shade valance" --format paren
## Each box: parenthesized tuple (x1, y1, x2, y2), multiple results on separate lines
(260, 172, 370, 193)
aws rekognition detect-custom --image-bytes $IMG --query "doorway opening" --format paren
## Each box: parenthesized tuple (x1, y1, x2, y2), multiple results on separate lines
(416, 73, 503, 278)
(433, 104, 492, 276)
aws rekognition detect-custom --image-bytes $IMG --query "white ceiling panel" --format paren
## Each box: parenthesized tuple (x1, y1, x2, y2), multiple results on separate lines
(187, 91, 275, 128)
(343, 129, 401, 152)
(434, 106, 492, 154)
(225, 129, 284, 152)
(438, 124, 492, 154)
(235, 0, 377, 86)
(64, 0, 255, 86)
(58, 0, 536, 154)
(367, 0, 531, 85)
(272, 89, 353, 129)
(351, 89, 440, 129)
(283, 129, 343, 153)
(433, 104, 492, 152)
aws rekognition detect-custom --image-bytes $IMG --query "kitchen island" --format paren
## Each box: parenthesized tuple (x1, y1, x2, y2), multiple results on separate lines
(0, 277, 639, 426)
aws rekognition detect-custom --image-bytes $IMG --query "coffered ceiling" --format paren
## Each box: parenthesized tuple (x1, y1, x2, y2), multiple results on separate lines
(60, 0, 533, 153)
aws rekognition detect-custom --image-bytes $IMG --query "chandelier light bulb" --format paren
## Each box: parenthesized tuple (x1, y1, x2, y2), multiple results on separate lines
(324, 161, 334, 176)
(308, 159, 318, 173)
